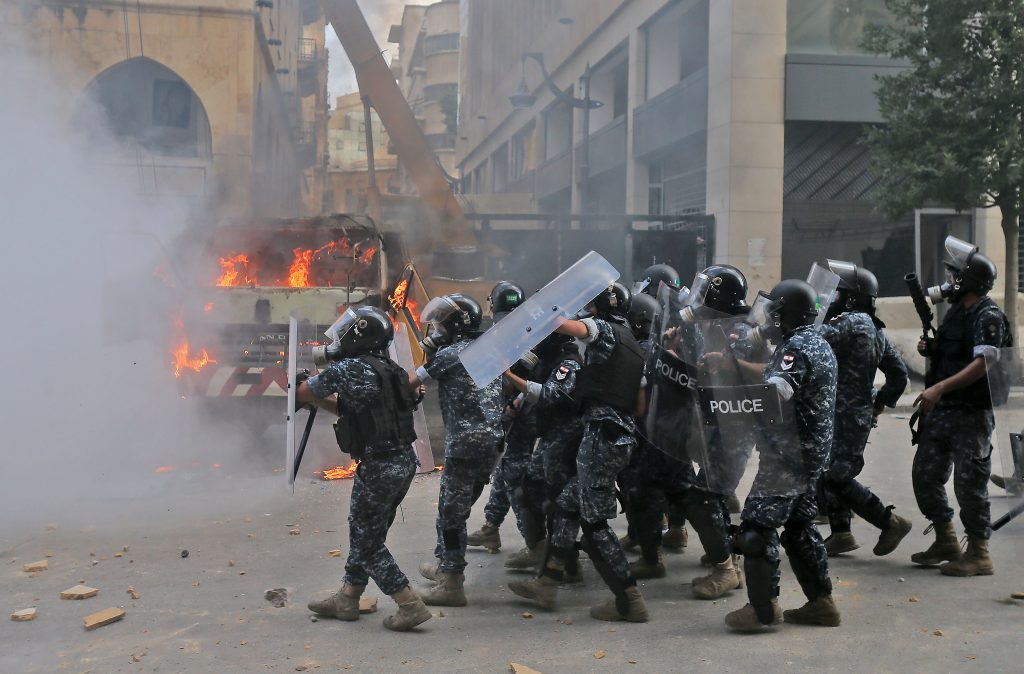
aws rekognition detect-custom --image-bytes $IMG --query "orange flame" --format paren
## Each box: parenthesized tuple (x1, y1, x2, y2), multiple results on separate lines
(217, 254, 253, 287)
(170, 312, 217, 378)
(284, 238, 378, 288)
(155, 465, 175, 473)
(319, 461, 360, 480)
(287, 247, 315, 288)
(388, 278, 421, 327)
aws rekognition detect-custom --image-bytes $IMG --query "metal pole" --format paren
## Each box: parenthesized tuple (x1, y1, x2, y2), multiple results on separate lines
(579, 63, 592, 222)
(362, 96, 382, 222)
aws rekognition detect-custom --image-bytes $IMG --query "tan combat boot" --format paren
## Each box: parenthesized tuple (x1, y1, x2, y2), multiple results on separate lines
(873, 511, 913, 556)
(590, 586, 649, 622)
(940, 536, 994, 577)
(692, 555, 742, 599)
(618, 533, 638, 551)
(505, 541, 544, 570)
(783, 596, 841, 626)
(629, 550, 667, 579)
(911, 521, 961, 566)
(383, 586, 433, 632)
(724, 601, 782, 632)
(421, 572, 467, 606)
(662, 525, 688, 552)
(824, 531, 860, 557)
(508, 574, 560, 610)
(307, 582, 363, 621)
(466, 522, 501, 551)
(419, 560, 440, 582)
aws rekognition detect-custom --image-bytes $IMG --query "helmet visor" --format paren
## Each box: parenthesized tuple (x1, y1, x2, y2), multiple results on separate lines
(421, 296, 459, 324)
(685, 273, 712, 309)
(324, 308, 358, 342)
(826, 259, 858, 292)
(944, 236, 978, 270)
(748, 291, 780, 328)
(631, 279, 651, 295)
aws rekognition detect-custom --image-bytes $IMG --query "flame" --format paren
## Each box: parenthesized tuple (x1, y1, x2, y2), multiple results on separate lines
(318, 461, 360, 480)
(287, 247, 315, 287)
(388, 278, 421, 327)
(435, 464, 444, 472)
(203, 302, 214, 313)
(284, 238, 378, 288)
(358, 246, 378, 264)
(155, 466, 175, 473)
(217, 254, 253, 287)
(170, 312, 217, 378)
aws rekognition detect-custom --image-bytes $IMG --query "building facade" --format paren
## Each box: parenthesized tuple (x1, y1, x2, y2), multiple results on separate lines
(456, 0, 1006, 295)
(326, 92, 398, 214)
(2, 0, 329, 219)
(388, 0, 461, 195)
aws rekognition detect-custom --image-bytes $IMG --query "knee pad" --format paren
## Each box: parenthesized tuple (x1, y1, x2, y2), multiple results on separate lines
(580, 519, 610, 537)
(733, 523, 770, 558)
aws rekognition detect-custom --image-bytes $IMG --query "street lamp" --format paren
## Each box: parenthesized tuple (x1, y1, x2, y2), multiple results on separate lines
(509, 52, 603, 214)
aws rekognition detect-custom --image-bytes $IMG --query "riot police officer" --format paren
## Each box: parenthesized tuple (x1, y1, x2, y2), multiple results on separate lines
(816, 260, 911, 558)
(467, 281, 531, 554)
(911, 237, 1011, 576)
(410, 294, 504, 605)
(634, 263, 683, 297)
(510, 283, 650, 622)
(724, 280, 840, 632)
(299, 306, 432, 632)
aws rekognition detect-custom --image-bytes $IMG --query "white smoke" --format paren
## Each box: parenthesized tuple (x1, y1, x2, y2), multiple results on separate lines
(0, 36, 266, 540)
(326, 0, 407, 103)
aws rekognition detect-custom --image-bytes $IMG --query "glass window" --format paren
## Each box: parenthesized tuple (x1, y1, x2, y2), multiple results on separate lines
(788, 0, 896, 55)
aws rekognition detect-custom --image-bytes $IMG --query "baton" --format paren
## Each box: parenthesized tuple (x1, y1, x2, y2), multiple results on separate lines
(992, 499, 1024, 531)
(292, 406, 318, 486)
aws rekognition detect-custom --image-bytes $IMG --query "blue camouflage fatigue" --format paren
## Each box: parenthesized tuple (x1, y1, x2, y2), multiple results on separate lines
(422, 339, 504, 572)
(740, 325, 837, 605)
(307, 357, 417, 594)
(816, 311, 908, 531)
(536, 358, 584, 503)
(913, 297, 1010, 539)
(482, 403, 538, 535)
(552, 319, 637, 585)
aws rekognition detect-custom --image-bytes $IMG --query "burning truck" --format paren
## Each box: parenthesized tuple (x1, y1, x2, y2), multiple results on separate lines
(171, 214, 404, 439)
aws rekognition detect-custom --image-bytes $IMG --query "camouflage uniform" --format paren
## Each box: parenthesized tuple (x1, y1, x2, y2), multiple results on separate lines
(816, 312, 907, 531)
(482, 402, 539, 538)
(550, 319, 638, 590)
(913, 297, 1010, 539)
(308, 359, 418, 595)
(738, 326, 837, 609)
(418, 339, 503, 573)
(689, 320, 769, 564)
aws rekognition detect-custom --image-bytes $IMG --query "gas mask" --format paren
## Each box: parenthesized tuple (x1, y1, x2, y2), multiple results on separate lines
(678, 274, 711, 322)
(747, 292, 783, 350)
(926, 268, 963, 304)
(927, 236, 979, 304)
(418, 296, 462, 356)
(312, 310, 360, 367)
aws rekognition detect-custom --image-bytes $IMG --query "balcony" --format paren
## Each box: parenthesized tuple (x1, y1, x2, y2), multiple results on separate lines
(298, 38, 318, 63)
(633, 68, 708, 159)
(504, 170, 535, 195)
(575, 115, 626, 179)
(535, 150, 572, 199)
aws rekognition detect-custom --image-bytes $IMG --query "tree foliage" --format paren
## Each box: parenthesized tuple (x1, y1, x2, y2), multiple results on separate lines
(864, 0, 1024, 219)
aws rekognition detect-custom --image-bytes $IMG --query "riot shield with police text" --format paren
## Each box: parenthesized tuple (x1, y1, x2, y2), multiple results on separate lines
(459, 251, 620, 387)
(986, 347, 1024, 548)
(286, 312, 318, 488)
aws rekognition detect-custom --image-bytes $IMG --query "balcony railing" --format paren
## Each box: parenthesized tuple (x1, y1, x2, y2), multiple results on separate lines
(535, 150, 572, 199)
(633, 68, 708, 159)
(298, 37, 318, 62)
(575, 115, 627, 179)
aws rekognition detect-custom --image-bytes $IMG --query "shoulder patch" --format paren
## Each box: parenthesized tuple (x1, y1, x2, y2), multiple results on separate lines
(555, 364, 570, 380)
(781, 353, 796, 371)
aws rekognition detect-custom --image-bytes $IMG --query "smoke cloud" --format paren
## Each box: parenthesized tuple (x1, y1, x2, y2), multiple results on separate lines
(326, 0, 407, 103)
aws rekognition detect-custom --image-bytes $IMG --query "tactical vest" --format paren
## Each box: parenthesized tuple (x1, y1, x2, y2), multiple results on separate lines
(931, 297, 1011, 407)
(334, 355, 417, 459)
(574, 322, 644, 413)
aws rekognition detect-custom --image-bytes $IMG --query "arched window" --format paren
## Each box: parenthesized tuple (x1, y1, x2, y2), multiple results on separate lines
(78, 57, 211, 158)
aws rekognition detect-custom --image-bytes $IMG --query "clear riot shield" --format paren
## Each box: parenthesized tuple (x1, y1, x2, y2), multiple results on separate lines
(459, 251, 620, 387)
(806, 262, 842, 325)
(643, 282, 729, 466)
(686, 317, 801, 496)
(390, 321, 435, 473)
(986, 348, 1024, 546)
(286, 313, 319, 488)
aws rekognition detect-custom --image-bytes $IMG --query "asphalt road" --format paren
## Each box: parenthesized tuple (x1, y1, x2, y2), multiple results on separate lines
(2, 413, 1022, 674)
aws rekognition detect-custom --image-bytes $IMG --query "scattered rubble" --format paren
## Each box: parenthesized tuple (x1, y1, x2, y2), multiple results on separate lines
(327, 549, 342, 558)
(11, 608, 37, 622)
(359, 597, 378, 614)
(594, 651, 606, 659)
(127, 587, 140, 600)
(83, 607, 125, 630)
(510, 664, 542, 674)
(180, 550, 189, 559)
(61, 585, 99, 600)
(23, 560, 48, 573)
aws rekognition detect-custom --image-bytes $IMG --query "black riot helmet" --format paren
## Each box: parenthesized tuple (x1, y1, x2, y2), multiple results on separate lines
(488, 281, 526, 322)
(827, 259, 879, 314)
(418, 293, 484, 354)
(312, 306, 394, 367)
(627, 292, 661, 340)
(767, 279, 820, 329)
(447, 293, 483, 333)
(591, 282, 631, 320)
(634, 263, 682, 297)
(928, 236, 997, 303)
(687, 265, 749, 315)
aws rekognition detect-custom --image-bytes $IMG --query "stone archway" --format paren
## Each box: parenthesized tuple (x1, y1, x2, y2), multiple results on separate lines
(77, 57, 212, 158)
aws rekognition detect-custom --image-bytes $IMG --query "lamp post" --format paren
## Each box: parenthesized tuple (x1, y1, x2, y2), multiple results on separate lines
(510, 53, 603, 217)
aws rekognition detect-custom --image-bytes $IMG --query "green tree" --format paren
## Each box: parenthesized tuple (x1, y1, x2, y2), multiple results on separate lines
(864, 0, 1024, 332)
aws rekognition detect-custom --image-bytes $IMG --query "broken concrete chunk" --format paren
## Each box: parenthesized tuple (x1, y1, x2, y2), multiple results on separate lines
(327, 549, 342, 558)
(289, 529, 301, 536)
(510, 665, 542, 674)
(83, 607, 125, 630)
(61, 584, 99, 600)
(359, 597, 378, 614)
(126, 586, 140, 600)
(11, 608, 37, 622)
(23, 560, 48, 573)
